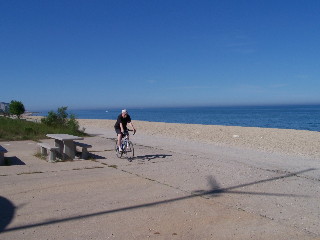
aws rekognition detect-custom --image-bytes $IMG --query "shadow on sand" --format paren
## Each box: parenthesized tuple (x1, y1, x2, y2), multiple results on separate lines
(2, 168, 316, 233)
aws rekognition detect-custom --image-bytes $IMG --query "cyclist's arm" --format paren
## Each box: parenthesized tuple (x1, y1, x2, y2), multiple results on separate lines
(129, 122, 136, 134)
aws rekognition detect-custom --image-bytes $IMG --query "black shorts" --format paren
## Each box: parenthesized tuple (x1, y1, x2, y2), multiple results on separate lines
(115, 128, 128, 135)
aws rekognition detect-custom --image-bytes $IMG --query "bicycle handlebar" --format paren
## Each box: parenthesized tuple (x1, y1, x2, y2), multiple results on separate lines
(124, 129, 136, 135)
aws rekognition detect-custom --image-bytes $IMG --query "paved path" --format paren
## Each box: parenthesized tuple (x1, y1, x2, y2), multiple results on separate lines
(0, 129, 319, 239)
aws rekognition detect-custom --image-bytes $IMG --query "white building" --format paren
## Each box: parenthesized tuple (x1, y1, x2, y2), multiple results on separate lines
(0, 102, 10, 114)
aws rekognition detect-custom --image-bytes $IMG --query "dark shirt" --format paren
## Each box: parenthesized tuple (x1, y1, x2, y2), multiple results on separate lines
(114, 114, 131, 129)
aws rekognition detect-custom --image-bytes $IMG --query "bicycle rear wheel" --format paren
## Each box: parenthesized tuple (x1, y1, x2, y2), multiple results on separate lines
(125, 141, 134, 160)
(115, 142, 122, 158)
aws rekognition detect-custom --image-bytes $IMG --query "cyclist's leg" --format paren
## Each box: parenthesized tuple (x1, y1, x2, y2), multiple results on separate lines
(125, 130, 129, 141)
(115, 128, 122, 150)
(117, 134, 122, 146)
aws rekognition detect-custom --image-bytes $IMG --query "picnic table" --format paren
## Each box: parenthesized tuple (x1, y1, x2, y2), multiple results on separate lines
(46, 134, 84, 160)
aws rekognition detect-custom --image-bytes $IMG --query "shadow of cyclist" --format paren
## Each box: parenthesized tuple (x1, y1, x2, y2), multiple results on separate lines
(135, 154, 172, 161)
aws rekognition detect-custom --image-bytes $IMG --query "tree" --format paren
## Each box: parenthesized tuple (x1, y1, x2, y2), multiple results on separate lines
(9, 100, 25, 119)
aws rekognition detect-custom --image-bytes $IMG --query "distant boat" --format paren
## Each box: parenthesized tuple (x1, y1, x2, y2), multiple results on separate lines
(105, 110, 108, 113)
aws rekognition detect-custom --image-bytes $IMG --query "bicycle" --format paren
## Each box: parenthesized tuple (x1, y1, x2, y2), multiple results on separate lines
(115, 129, 135, 161)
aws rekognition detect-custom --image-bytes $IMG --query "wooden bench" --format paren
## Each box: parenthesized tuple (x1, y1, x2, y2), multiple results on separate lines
(74, 141, 92, 159)
(38, 143, 59, 162)
(0, 145, 8, 165)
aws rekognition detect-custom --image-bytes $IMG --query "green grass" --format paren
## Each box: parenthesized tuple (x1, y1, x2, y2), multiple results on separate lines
(34, 152, 47, 160)
(108, 164, 118, 169)
(0, 116, 88, 141)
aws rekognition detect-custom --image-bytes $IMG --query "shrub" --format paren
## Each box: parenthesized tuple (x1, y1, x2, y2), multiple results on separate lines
(41, 107, 82, 133)
(66, 114, 80, 132)
(41, 111, 59, 126)
(41, 106, 69, 127)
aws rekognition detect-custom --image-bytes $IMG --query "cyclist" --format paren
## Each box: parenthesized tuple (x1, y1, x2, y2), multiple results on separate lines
(114, 109, 136, 152)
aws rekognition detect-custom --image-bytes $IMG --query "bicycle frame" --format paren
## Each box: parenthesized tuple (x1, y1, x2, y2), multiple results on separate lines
(121, 134, 129, 150)
(115, 130, 135, 160)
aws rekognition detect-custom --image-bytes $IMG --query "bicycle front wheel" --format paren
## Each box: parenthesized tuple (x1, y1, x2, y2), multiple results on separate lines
(125, 141, 134, 160)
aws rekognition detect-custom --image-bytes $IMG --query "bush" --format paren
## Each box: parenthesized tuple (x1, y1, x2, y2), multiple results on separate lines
(41, 107, 82, 133)
(41, 111, 59, 126)
(66, 114, 80, 132)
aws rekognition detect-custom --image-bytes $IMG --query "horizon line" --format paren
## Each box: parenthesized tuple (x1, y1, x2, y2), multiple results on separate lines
(29, 102, 320, 112)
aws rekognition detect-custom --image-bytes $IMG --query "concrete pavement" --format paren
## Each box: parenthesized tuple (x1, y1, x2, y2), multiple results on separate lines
(1, 131, 320, 239)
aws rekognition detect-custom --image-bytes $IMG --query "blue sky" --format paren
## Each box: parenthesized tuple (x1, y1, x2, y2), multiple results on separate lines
(1, 0, 320, 111)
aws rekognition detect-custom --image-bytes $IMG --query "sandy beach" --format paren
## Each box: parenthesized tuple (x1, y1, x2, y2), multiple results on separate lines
(75, 118, 320, 159)
(26, 115, 320, 158)
(2, 116, 319, 239)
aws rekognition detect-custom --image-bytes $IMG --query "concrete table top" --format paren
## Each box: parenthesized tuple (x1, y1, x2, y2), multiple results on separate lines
(46, 134, 84, 141)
